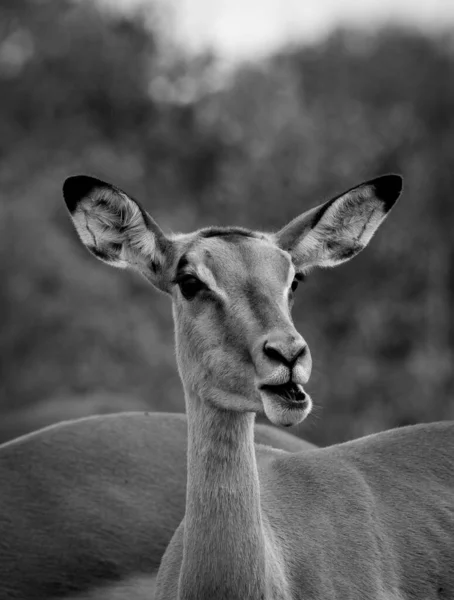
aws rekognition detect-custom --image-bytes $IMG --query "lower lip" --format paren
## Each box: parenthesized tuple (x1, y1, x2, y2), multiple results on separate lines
(273, 395, 308, 410)
(285, 397, 307, 407)
(260, 386, 312, 427)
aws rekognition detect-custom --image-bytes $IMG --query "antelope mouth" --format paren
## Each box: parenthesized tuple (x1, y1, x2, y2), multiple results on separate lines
(260, 381, 311, 427)
(261, 382, 308, 406)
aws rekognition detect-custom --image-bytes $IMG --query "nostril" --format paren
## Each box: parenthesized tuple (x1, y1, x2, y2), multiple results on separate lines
(263, 339, 307, 366)
(263, 341, 287, 365)
(294, 343, 307, 362)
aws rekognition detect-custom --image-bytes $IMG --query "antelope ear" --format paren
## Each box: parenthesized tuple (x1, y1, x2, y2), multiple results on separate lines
(62, 175, 174, 292)
(274, 174, 403, 272)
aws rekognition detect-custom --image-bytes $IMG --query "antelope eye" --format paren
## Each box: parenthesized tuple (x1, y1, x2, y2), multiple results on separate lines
(291, 279, 299, 292)
(178, 275, 206, 300)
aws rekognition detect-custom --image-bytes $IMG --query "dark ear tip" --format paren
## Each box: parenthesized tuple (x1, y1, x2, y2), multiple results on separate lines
(63, 175, 106, 213)
(371, 174, 403, 209)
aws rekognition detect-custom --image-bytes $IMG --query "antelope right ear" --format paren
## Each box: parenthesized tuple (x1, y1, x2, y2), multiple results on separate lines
(63, 175, 175, 292)
(274, 174, 403, 273)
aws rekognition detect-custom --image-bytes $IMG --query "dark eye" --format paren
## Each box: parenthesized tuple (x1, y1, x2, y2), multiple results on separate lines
(291, 279, 299, 293)
(178, 275, 206, 300)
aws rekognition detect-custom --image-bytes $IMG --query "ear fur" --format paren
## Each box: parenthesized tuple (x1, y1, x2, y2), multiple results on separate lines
(275, 174, 403, 271)
(63, 175, 173, 291)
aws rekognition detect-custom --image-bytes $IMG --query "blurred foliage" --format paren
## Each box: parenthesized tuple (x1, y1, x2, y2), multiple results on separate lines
(1, 0, 453, 445)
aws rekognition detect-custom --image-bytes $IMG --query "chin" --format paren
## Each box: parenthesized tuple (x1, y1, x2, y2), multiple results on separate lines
(207, 386, 263, 413)
(261, 384, 312, 427)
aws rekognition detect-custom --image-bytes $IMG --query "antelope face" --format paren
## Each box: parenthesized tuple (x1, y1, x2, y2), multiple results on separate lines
(171, 231, 312, 427)
(63, 174, 402, 427)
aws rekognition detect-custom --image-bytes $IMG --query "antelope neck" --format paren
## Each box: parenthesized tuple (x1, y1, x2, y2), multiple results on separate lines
(179, 392, 268, 600)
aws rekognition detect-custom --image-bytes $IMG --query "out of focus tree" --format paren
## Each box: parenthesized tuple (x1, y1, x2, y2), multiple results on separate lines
(0, 0, 453, 445)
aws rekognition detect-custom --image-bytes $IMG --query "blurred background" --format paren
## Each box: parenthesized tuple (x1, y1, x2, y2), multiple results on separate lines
(1, 0, 454, 446)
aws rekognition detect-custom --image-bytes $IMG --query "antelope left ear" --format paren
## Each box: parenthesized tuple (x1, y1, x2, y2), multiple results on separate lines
(63, 175, 175, 292)
(274, 174, 403, 272)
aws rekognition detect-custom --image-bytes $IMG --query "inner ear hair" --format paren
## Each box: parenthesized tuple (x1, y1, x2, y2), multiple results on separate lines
(73, 185, 154, 269)
(275, 174, 403, 271)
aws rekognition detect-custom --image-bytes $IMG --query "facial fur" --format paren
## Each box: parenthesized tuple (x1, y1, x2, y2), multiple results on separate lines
(171, 233, 303, 418)
(63, 173, 403, 427)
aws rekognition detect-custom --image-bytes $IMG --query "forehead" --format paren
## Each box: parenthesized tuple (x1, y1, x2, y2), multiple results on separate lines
(175, 229, 293, 284)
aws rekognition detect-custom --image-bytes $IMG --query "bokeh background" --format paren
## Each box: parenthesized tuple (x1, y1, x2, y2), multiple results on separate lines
(1, 0, 454, 446)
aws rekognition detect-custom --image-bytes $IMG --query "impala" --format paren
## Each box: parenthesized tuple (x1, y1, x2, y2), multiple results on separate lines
(0, 411, 314, 599)
(0, 392, 150, 444)
(61, 173, 454, 600)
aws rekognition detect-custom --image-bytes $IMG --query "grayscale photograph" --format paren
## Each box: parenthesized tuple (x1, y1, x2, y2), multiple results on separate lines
(0, 0, 453, 598)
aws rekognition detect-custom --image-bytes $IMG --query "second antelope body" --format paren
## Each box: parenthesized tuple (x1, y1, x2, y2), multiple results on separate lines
(64, 174, 454, 600)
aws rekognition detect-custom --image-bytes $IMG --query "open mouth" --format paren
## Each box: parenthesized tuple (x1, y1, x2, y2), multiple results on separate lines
(261, 381, 307, 407)
(260, 380, 312, 427)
